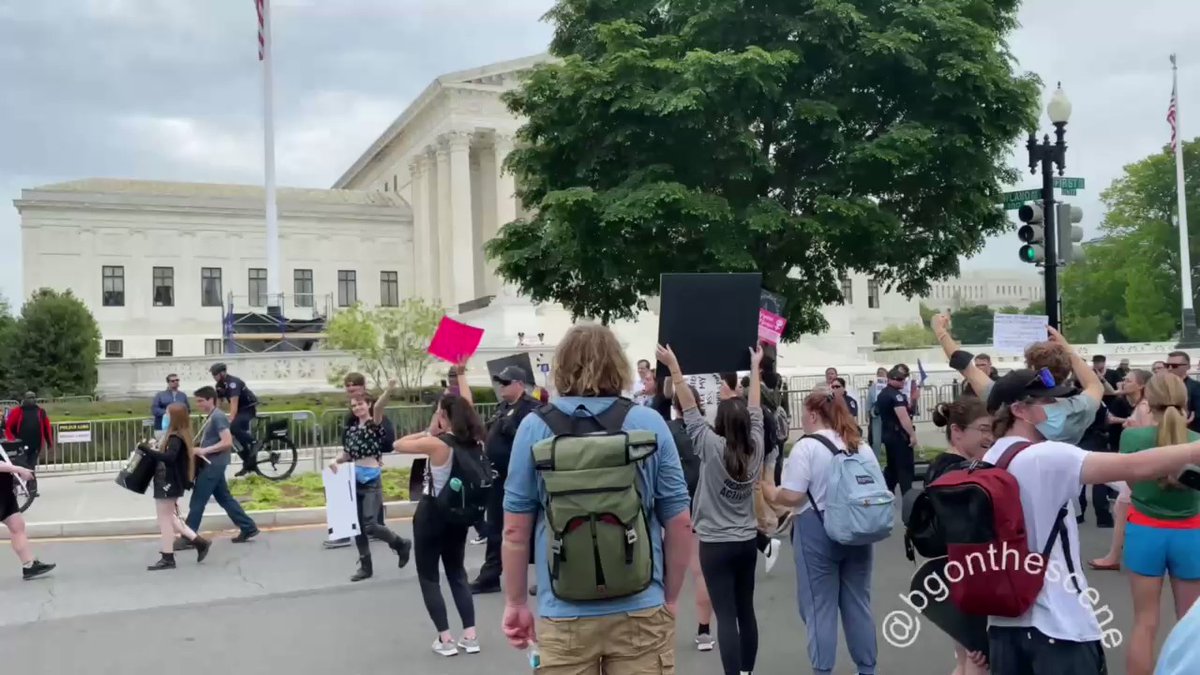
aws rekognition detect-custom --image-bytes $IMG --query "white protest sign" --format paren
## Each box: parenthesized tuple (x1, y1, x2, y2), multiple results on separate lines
(322, 464, 360, 541)
(678, 373, 721, 426)
(992, 313, 1049, 355)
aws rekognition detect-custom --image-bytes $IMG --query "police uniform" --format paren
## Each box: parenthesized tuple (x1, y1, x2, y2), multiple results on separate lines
(875, 384, 915, 496)
(217, 374, 259, 471)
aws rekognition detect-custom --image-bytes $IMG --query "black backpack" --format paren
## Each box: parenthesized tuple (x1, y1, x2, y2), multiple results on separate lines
(903, 453, 971, 561)
(433, 434, 495, 526)
(667, 418, 701, 498)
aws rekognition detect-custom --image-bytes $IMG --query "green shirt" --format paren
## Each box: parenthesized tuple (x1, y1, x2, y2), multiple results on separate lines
(1119, 427, 1200, 520)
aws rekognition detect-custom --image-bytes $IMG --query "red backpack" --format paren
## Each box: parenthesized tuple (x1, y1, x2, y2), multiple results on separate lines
(926, 441, 1081, 617)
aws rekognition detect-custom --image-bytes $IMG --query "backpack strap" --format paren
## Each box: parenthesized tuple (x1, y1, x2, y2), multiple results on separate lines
(534, 398, 634, 436)
(994, 441, 1033, 471)
(534, 404, 574, 436)
(801, 434, 842, 522)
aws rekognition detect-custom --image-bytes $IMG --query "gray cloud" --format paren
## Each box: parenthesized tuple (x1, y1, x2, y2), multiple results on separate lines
(1, 0, 1197, 307)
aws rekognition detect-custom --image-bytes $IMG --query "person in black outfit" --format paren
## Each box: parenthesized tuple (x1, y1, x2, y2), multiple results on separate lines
(325, 372, 393, 551)
(4, 392, 52, 499)
(1164, 351, 1200, 434)
(470, 365, 537, 594)
(1076, 398, 1115, 527)
(831, 377, 859, 419)
(1092, 355, 1124, 395)
(876, 366, 918, 496)
(1, 446, 55, 580)
(210, 362, 260, 476)
(144, 403, 211, 570)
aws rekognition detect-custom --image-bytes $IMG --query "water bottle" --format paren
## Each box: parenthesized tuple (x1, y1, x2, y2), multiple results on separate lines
(449, 477, 463, 492)
(527, 642, 541, 670)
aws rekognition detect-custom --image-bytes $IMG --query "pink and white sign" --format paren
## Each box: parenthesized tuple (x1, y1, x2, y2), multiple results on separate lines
(758, 309, 787, 345)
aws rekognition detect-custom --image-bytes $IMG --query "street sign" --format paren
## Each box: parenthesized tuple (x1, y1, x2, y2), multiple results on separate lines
(1061, 188, 1077, 196)
(1002, 188, 1041, 210)
(539, 363, 550, 374)
(1053, 176, 1085, 190)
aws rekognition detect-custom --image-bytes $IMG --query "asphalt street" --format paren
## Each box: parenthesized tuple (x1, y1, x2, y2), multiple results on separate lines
(0, 518, 1176, 674)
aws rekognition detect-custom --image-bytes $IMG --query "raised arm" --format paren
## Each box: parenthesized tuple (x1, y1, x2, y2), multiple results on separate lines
(932, 313, 993, 397)
(456, 361, 473, 407)
(373, 379, 395, 426)
(1047, 326, 1103, 403)
(748, 345, 763, 409)
(658, 344, 696, 412)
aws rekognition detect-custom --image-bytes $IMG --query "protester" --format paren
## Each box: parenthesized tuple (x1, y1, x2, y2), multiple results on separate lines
(1153, 360, 1167, 376)
(961, 354, 1000, 398)
(1092, 368, 1153, 571)
(660, 343, 764, 675)
(668, 384, 714, 652)
(978, 368, 1200, 674)
(928, 398, 993, 675)
(824, 367, 838, 386)
(143, 403, 210, 570)
(633, 358, 653, 403)
(325, 372, 392, 551)
(329, 382, 412, 582)
(0, 450, 54, 580)
(1094, 355, 1124, 395)
(501, 324, 691, 672)
(764, 386, 881, 675)
(1163, 352, 1200, 433)
(1118, 373, 1200, 675)
(209, 363, 260, 476)
(876, 365, 918, 496)
(179, 386, 259, 547)
(150, 374, 188, 441)
(470, 365, 537, 594)
(393, 363, 483, 657)
(4, 392, 52, 498)
(1156, 599, 1200, 674)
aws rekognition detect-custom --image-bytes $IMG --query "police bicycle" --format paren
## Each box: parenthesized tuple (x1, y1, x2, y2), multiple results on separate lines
(232, 415, 299, 481)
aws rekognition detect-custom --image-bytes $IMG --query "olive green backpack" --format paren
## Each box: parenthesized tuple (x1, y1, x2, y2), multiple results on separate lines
(532, 398, 659, 602)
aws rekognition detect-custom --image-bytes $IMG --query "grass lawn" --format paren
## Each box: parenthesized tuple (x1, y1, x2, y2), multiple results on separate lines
(228, 467, 412, 511)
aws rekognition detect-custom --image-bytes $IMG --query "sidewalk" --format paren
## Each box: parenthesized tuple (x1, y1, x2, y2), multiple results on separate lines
(10, 453, 422, 536)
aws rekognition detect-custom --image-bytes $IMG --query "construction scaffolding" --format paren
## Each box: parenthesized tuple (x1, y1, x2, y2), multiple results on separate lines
(221, 292, 333, 354)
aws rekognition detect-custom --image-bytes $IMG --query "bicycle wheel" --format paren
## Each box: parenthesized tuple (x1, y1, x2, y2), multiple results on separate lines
(15, 481, 34, 514)
(253, 436, 298, 481)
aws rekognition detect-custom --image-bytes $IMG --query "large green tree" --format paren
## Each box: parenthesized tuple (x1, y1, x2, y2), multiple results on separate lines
(324, 299, 442, 393)
(488, 0, 1040, 339)
(1060, 137, 1200, 342)
(3, 289, 101, 397)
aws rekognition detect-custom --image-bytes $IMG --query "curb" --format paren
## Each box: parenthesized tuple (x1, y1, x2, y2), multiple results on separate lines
(2, 501, 419, 540)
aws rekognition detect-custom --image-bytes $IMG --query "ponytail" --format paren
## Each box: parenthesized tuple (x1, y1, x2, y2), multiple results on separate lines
(804, 388, 862, 451)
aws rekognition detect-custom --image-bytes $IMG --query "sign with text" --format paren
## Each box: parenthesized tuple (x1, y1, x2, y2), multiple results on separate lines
(681, 373, 721, 426)
(427, 316, 484, 364)
(1053, 176, 1085, 190)
(758, 309, 787, 345)
(57, 422, 92, 444)
(992, 313, 1049, 355)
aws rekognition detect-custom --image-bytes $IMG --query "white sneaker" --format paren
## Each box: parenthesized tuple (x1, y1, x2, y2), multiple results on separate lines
(763, 538, 781, 574)
(432, 638, 459, 657)
(695, 633, 715, 652)
(458, 636, 481, 654)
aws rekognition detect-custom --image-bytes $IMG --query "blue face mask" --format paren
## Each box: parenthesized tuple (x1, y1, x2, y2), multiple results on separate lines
(160, 415, 170, 432)
(1034, 402, 1071, 441)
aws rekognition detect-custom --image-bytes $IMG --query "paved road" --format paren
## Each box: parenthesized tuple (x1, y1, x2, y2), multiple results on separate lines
(0, 518, 1173, 674)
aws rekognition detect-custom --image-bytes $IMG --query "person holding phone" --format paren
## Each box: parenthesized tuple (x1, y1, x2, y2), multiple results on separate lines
(0, 454, 55, 580)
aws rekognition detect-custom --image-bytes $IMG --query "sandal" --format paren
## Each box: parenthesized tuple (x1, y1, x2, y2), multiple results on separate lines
(1088, 559, 1121, 571)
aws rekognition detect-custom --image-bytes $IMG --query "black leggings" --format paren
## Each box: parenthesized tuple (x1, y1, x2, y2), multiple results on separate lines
(699, 538, 759, 675)
(414, 496, 475, 633)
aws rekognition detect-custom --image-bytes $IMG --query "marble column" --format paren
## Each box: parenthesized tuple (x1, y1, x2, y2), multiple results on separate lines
(409, 156, 431, 301)
(435, 140, 455, 307)
(493, 133, 521, 302)
(477, 139, 498, 296)
(446, 131, 478, 309)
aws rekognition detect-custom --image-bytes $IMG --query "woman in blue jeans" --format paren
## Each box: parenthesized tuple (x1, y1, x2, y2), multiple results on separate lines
(763, 387, 879, 675)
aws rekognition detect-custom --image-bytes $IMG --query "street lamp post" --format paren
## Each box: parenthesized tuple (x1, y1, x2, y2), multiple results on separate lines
(1026, 83, 1072, 331)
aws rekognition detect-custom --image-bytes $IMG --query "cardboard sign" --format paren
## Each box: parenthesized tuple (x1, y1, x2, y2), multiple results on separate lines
(427, 316, 484, 364)
(992, 313, 1048, 355)
(322, 464, 361, 540)
(57, 421, 92, 444)
(682, 373, 721, 426)
(657, 273, 762, 377)
(760, 288, 786, 315)
(486, 353, 536, 398)
(758, 308, 787, 345)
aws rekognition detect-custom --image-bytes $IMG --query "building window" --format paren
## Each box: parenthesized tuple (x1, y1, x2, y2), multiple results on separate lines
(152, 267, 174, 307)
(294, 269, 313, 308)
(204, 338, 223, 355)
(102, 266, 125, 307)
(380, 271, 399, 307)
(338, 270, 357, 307)
(155, 339, 173, 357)
(839, 275, 853, 304)
(201, 267, 223, 307)
(248, 268, 267, 307)
(872, 331, 881, 345)
(104, 340, 123, 358)
(867, 278, 880, 309)
(383, 182, 389, 192)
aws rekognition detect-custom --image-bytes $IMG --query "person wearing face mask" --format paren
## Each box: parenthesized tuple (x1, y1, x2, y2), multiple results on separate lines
(932, 314, 1104, 445)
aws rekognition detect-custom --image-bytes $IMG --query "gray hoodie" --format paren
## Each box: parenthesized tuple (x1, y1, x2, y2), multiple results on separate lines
(685, 405, 764, 543)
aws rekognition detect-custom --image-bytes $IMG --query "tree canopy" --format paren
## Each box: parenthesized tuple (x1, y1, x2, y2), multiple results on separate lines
(1060, 137, 1199, 342)
(488, 0, 1040, 339)
(1, 289, 101, 397)
(324, 299, 442, 393)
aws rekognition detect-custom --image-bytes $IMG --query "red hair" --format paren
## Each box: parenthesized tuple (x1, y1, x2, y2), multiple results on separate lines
(804, 389, 863, 451)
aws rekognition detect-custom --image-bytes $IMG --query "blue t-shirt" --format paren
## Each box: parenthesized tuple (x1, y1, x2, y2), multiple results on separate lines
(503, 397, 690, 620)
(1157, 596, 1200, 674)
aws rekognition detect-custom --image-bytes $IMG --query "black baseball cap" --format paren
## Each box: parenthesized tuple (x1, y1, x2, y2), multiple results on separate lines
(986, 368, 1075, 414)
(492, 365, 528, 386)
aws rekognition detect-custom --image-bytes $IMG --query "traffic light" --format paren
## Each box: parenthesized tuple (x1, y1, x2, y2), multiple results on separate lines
(1056, 202, 1084, 264)
(1017, 203, 1046, 264)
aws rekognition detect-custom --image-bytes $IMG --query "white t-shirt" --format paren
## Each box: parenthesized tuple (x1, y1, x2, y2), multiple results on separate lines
(781, 430, 879, 515)
(981, 436, 1102, 643)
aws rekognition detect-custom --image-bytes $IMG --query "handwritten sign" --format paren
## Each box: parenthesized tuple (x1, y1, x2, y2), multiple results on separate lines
(680, 373, 722, 426)
(758, 309, 787, 345)
(427, 316, 484, 364)
(993, 314, 1049, 355)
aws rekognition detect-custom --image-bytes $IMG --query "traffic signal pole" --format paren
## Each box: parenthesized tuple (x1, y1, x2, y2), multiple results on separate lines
(1040, 151, 1059, 330)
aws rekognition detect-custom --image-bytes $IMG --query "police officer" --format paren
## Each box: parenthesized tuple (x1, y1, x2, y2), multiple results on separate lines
(876, 365, 919, 497)
(210, 363, 260, 477)
(470, 365, 538, 594)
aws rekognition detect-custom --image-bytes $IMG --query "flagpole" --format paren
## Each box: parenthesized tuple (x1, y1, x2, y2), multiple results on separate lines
(1172, 54, 1199, 347)
(261, 0, 281, 310)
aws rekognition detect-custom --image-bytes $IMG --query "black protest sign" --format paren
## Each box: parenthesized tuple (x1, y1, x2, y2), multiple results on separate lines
(656, 273, 762, 377)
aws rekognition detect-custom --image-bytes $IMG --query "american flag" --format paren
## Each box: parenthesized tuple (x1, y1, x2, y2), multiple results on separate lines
(255, 0, 266, 61)
(1169, 54, 1179, 152)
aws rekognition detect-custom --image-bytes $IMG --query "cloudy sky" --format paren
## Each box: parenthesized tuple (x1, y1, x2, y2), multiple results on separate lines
(0, 0, 1196, 304)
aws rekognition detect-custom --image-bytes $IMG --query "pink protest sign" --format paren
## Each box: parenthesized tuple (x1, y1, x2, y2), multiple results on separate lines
(758, 309, 787, 345)
(427, 316, 485, 364)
